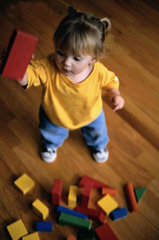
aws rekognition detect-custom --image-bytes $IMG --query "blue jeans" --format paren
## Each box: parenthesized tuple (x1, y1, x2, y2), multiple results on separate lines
(39, 106, 109, 151)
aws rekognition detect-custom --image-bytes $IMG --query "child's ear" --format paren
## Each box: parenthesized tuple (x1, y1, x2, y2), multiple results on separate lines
(91, 57, 97, 64)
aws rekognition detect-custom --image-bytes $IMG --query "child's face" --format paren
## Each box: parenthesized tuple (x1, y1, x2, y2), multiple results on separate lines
(55, 49, 95, 78)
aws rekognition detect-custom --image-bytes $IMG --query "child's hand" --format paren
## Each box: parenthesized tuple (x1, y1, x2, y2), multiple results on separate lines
(111, 95, 125, 112)
(0, 48, 7, 63)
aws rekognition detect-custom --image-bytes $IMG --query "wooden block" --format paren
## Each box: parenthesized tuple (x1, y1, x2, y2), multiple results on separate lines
(110, 207, 128, 221)
(97, 194, 118, 216)
(67, 235, 76, 240)
(14, 173, 35, 195)
(36, 221, 53, 232)
(22, 232, 40, 240)
(0, 29, 38, 80)
(57, 205, 87, 219)
(7, 219, 28, 240)
(68, 185, 78, 208)
(59, 212, 92, 230)
(74, 206, 105, 223)
(134, 187, 146, 202)
(52, 179, 62, 206)
(32, 199, 49, 220)
(81, 182, 93, 208)
(79, 175, 109, 189)
(125, 183, 139, 212)
(95, 223, 119, 240)
(102, 187, 117, 196)
(77, 229, 95, 240)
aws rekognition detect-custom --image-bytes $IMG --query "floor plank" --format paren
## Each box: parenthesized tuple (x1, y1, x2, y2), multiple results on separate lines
(0, 0, 159, 239)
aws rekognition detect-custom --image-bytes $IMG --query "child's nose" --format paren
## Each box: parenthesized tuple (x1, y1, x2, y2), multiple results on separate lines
(63, 57, 71, 66)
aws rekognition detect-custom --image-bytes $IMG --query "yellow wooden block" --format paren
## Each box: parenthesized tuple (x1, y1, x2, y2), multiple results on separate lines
(7, 219, 28, 240)
(68, 185, 78, 208)
(97, 194, 118, 216)
(14, 173, 35, 194)
(32, 199, 49, 220)
(22, 232, 40, 240)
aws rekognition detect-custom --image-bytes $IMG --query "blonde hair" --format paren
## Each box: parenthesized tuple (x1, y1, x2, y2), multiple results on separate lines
(53, 7, 111, 59)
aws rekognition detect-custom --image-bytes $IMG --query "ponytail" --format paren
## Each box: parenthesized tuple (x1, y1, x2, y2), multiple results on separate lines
(100, 17, 112, 36)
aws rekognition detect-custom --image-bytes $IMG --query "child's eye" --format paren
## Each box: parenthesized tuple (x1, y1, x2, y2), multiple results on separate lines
(57, 51, 65, 56)
(74, 57, 82, 61)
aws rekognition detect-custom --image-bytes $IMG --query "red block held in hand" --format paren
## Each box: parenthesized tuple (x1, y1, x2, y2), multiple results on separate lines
(0, 29, 38, 80)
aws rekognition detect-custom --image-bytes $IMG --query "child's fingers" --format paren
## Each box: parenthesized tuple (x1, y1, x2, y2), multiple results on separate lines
(0, 48, 7, 61)
(112, 96, 125, 112)
(112, 99, 124, 112)
(112, 104, 119, 112)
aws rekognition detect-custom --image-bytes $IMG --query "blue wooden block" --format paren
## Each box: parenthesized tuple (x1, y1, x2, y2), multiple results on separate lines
(36, 221, 53, 232)
(57, 205, 87, 219)
(110, 207, 128, 221)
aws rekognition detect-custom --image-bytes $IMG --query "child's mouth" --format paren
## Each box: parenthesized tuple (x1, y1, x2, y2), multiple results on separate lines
(63, 69, 70, 74)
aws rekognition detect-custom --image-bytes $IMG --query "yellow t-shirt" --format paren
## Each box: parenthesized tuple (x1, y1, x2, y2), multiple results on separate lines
(26, 54, 119, 130)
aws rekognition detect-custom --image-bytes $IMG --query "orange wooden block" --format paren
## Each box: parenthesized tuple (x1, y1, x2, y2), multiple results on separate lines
(125, 183, 139, 212)
(102, 187, 117, 196)
(67, 235, 76, 240)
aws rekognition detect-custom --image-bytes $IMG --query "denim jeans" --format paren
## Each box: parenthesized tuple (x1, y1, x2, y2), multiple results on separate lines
(39, 106, 109, 151)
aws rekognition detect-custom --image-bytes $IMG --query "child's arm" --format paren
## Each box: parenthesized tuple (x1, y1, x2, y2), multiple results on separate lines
(107, 88, 125, 112)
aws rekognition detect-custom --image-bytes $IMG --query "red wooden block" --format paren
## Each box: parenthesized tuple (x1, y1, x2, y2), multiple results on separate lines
(0, 29, 38, 80)
(125, 183, 139, 212)
(81, 182, 93, 207)
(95, 223, 119, 240)
(52, 179, 62, 206)
(74, 206, 105, 223)
(79, 175, 109, 189)
(101, 187, 117, 196)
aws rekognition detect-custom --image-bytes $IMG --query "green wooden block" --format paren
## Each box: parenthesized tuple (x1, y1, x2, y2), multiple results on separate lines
(59, 212, 92, 230)
(134, 188, 146, 202)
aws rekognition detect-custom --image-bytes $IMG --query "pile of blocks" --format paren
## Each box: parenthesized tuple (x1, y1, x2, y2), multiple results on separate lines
(6, 174, 146, 239)
(7, 174, 52, 240)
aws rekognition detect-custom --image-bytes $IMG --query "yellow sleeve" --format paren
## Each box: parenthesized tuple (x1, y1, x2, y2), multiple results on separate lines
(26, 60, 47, 88)
(101, 67, 119, 90)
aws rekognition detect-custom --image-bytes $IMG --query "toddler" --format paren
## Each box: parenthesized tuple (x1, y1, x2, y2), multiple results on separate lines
(18, 7, 124, 163)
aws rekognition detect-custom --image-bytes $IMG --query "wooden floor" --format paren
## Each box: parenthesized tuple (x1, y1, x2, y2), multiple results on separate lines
(0, 0, 159, 239)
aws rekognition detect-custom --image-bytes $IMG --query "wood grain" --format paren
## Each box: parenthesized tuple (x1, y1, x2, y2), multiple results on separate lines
(0, 0, 159, 239)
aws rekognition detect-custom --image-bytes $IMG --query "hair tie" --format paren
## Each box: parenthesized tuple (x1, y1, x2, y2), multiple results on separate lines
(67, 6, 77, 17)
(100, 17, 111, 33)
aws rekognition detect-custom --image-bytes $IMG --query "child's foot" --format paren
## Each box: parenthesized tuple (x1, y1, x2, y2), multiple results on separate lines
(41, 147, 57, 163)
(92, 148, 109, 163)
